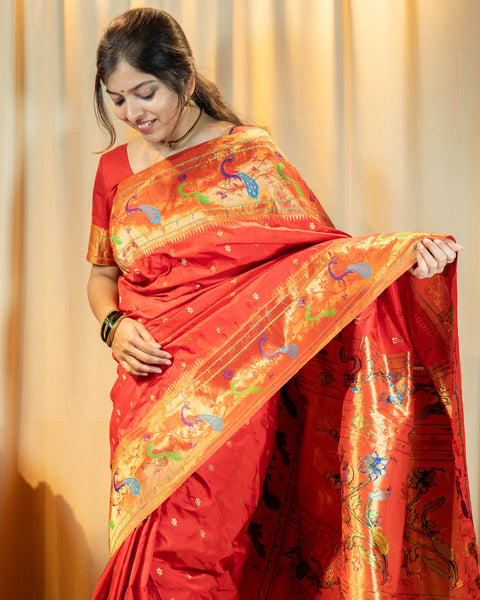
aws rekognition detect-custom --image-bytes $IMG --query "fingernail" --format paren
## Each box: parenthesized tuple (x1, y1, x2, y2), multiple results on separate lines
(417, 242, 424, 249)
(164, 360, 172, 366)
(153, 343, 161, 348)
(153, 368, 162, 374)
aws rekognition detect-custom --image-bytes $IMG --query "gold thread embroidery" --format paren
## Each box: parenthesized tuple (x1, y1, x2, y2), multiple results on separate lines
(87, 224, 116, 265)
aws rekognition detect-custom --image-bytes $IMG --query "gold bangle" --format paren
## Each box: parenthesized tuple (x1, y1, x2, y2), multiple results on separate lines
(101, 310, 121, 341)
(106, 315, 126, 347)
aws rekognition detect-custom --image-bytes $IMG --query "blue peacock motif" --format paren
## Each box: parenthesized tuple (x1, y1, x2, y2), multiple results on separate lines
(258, 333, 298, 360)
(220, 157, 259, 198)
(125, 194, 161, 224)
(380, 383, 409, 405)
(180, 403, 223, 431)
(328, 257, 372, 283)
(113, 469, 141, 496)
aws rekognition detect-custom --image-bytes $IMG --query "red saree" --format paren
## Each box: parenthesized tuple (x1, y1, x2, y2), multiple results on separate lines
(87, 127, 479, 598)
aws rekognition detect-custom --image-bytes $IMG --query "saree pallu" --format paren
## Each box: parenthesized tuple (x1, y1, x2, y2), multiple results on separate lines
(88, 127, 479, 598)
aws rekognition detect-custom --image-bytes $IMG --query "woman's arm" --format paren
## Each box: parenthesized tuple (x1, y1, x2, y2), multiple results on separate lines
(410, 238, 462, 278)
(87, 265, 172, 376)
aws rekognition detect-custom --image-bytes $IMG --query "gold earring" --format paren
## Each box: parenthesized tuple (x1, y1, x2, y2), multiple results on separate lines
(185, 96, 195, 107)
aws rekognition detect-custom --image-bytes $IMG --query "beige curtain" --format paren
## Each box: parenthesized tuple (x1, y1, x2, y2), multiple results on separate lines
(1, 1, 479, 598)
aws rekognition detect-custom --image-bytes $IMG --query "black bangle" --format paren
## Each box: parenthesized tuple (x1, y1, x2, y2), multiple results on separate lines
(100, 310, 122, 342)
(106, 315, 126, 347)
(103, 312, 123, 343)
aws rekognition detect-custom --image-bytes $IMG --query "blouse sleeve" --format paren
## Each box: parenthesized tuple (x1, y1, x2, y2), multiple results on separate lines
(86, 154, 117, 266)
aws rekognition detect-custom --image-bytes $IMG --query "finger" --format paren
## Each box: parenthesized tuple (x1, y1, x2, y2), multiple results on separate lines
(136, 324, 172, 358)
(416, 241, 439, 275)
(424, 238, 452, 263)
(119, 358, 149, 377)
(443, 239, 463, 252)
(120, 354, 163, 375)
(125, 344, 172, 367)
(411, 253, 429, 279)
(433, 239, 459, 262)
(125, 338, 172, 364)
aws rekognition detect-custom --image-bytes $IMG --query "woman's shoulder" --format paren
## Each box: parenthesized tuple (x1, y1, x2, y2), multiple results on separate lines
(97, 143, 133, 189)
(99, 143, 130, 170)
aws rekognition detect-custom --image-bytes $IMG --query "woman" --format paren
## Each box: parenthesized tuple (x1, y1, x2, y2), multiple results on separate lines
(87, 7, 479, 599)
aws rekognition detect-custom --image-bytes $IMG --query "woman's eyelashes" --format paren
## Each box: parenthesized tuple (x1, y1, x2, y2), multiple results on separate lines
(140, 90, 155, 100)
(112, 89, 156, 106)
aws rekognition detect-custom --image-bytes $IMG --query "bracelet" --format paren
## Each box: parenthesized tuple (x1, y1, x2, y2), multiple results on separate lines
(100, 310, 122, 343)
(106, 315, 126, 347)
(103, 312, 123, 344)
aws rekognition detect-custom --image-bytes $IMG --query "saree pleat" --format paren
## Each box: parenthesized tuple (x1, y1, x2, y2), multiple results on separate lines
(88, 127, 479, 598)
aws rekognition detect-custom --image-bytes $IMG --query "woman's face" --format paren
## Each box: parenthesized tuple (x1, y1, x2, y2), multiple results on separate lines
(105, 60, 191, 143)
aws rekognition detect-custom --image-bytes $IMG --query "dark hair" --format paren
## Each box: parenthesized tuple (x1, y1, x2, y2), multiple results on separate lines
(95, 7, 245, 149)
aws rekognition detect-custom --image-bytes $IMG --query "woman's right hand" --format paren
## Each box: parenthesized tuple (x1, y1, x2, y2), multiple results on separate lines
(110, 317, 172, 377)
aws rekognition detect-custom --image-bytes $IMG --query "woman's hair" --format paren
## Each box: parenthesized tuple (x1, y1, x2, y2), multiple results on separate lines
(95, 7, 245, 149)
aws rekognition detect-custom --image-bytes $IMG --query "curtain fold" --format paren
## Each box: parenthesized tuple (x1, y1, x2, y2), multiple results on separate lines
(1, 1, 479, 598)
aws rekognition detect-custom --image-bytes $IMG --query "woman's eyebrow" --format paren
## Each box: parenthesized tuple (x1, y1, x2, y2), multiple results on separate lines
(106, 80, 157, 95)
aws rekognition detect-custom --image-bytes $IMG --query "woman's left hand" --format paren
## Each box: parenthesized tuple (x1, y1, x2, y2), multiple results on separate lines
(409, 238, 462, 279)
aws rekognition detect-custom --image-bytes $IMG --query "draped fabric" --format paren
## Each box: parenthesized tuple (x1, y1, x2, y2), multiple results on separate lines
(2, 2, 480, 599)
(86, 128, 479, 598)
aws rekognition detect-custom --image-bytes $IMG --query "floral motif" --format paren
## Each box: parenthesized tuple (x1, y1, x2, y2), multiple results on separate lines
(253, 293, 260, 300)
(156, 568, 163, 576)
(222, 369, 233, 380)
(408, 467, 437, 494)
(171, 518, 178, 526)
(178, 173, 187, 181)
(225, 245, 232, 253)
(359, 451, 389, 481)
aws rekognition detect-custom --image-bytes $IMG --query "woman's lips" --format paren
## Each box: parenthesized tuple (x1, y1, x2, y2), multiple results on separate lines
(136, 119, 156, 133)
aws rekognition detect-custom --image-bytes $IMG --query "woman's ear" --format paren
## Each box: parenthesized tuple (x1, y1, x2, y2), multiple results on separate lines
(185, 74, 195, 99)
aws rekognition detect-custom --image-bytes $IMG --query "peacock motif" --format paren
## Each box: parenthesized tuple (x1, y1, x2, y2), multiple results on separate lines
(304, 307, 337, 321)
(220, 157, 259, 198)
(147, 442, 183, 466)
(328, 256, 372, 283)
(230, 380, 262, 396)
(258, 332, 298, 360)
(380, 383, 409, 406)
(113, 469, 141, 496)
(125, 194, 161, 224)
(125, 194, 162, 225)
(177, 183, 211, 205)
(180, 403, 223, 431)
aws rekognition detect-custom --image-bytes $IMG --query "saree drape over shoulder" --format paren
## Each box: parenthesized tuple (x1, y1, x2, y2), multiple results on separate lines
(87, 128, 479, 599)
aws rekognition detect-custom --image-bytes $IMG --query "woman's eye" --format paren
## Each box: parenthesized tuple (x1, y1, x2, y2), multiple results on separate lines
(114, 99, 125, 107)
(140, 91, 155, 100)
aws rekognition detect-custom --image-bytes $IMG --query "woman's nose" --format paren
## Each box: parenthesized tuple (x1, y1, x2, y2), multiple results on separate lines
(124, 97, 143, 122)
